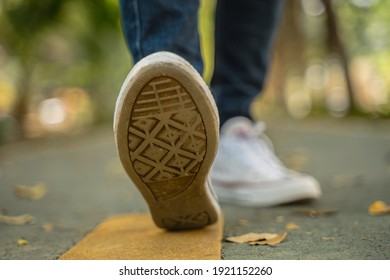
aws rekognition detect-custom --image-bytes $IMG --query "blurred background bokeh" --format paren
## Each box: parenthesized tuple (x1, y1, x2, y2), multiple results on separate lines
(0, 0, 389, 145)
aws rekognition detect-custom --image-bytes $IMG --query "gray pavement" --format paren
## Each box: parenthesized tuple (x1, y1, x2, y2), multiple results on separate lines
(1, 115, 389, 259)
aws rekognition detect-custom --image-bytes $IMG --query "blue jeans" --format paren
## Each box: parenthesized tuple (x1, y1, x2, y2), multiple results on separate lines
(119, 0, 284, 125)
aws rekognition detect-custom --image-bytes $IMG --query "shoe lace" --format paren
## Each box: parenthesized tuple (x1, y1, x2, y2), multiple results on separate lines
(246, 121, 290, 177)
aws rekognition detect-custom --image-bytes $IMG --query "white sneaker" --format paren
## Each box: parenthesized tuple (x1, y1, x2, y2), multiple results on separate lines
(114, 52, 220, 230)
(210, 117, 321, 207)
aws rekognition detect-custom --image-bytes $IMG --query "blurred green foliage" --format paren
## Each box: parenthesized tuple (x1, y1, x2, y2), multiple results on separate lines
(0, 0, 129, 127)
(0, 0, 389, 143)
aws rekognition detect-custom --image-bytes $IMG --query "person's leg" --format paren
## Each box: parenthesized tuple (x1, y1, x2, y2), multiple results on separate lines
(211, 0, 284, 125)
(116, 0, 220, 230)
(210, 0, 322, 207)
(119, 0, 203, 74)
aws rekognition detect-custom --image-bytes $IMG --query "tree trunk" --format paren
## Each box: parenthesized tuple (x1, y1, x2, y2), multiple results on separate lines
(265, 0, 306, 105)
(321, 0, 356, 112)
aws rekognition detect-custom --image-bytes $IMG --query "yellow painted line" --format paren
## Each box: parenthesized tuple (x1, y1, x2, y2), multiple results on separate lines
(60, 213, 223, 260)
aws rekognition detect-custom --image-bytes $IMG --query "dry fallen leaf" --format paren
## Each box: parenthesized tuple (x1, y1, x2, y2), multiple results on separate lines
(17, 239, 29, 246)
(361, 237, 373, 241)
(0, 214, 36, 225)
(286, 222, 301, 230)
(226, 232, 269, 244)
(368, 201, 390, 216)
(42, 223, 53, 232)
(14, 182, 47, 200)
(238, 219, 250, 226)
(294, 208, 339, 218)
(249, 232, 287, 246)
(322, 237, 335, 241)
(226, 232, 287, 246)
(275, 215, 285, 223)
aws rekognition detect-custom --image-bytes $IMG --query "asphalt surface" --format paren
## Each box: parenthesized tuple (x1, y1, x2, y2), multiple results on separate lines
(1, 115, 389, 259)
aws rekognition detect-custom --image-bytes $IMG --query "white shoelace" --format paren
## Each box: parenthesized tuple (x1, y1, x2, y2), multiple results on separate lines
(247, 122, 290, 178)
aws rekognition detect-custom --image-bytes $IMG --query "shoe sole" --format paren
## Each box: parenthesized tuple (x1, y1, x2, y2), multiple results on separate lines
(114, 52, 220, 230)
(212, 175, 321, 207)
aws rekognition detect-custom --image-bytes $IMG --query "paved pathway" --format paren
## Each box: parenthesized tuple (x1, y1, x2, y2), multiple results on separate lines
(1, 116, 389, 259)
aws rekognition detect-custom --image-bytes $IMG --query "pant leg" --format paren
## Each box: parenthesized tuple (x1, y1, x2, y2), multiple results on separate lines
(119, 0, 203, 74)
(211, 0, 285, 125)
